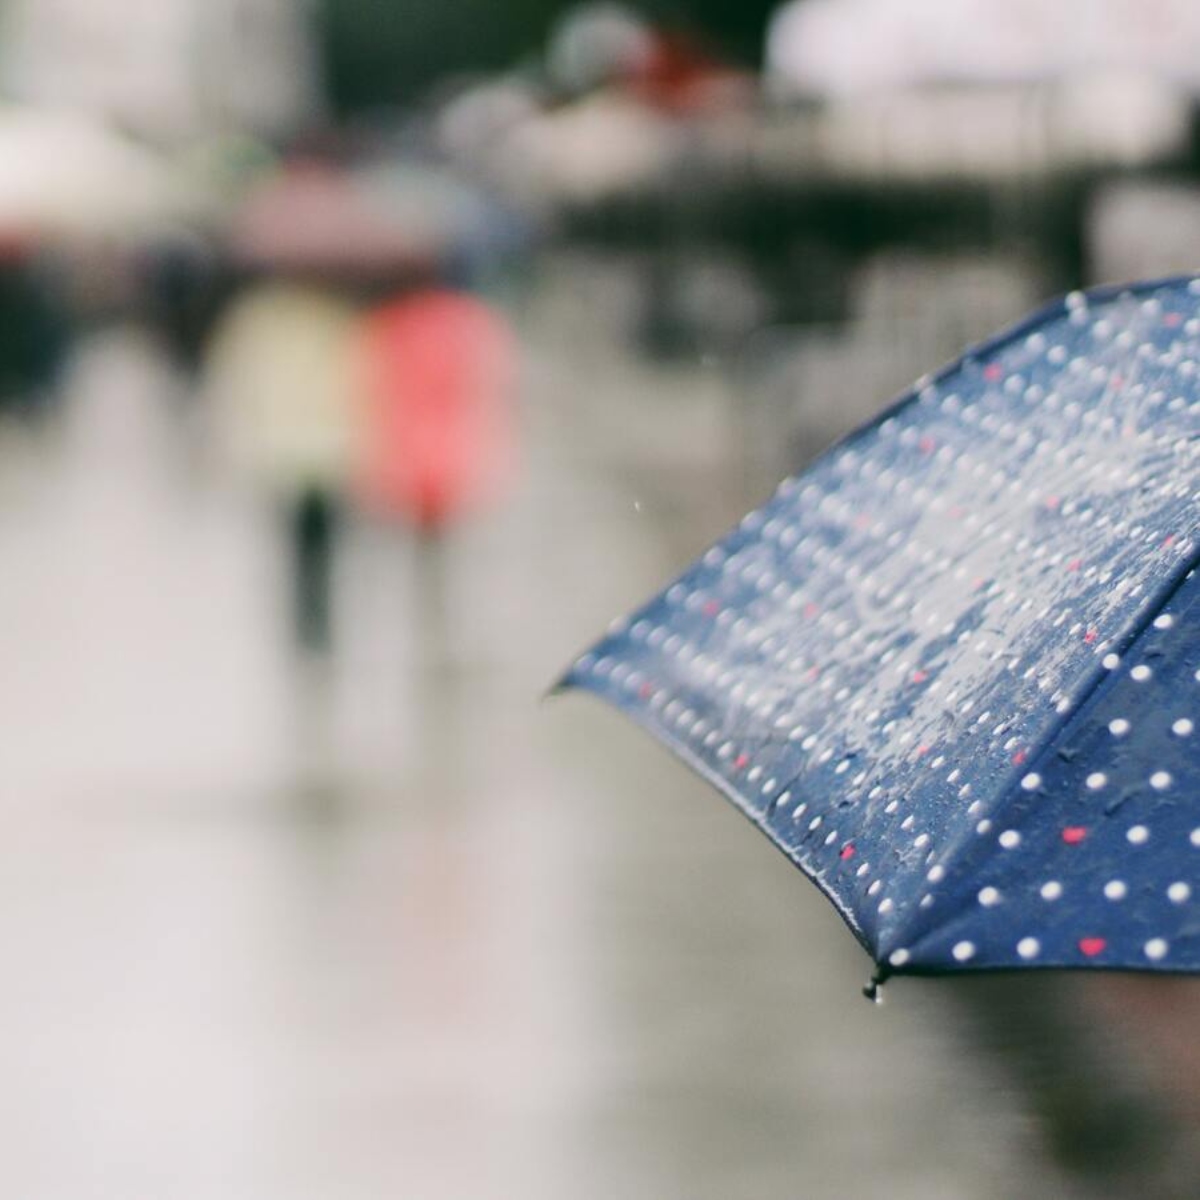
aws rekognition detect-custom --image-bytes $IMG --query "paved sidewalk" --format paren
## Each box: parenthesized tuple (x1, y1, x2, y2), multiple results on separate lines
(0, 265, 1072, 1198)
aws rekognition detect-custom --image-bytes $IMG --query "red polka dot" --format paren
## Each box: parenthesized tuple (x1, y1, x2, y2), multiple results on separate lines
(1079, 937, 1107, 957)
(1162, 534, 1177, 549)
(803, 602, 820, 619)
(983, 363, 1003, 382)
(918, 435, 937, 455)
(1083, 629, 1097, 644)
(702, 600, 720, 618)
(638, 682, 654, 700)
(733, 754, 749, 770)
(1066, 558, 1082, 572)
(1062, 826, 1088, 845)
(1164, 312, 1183, 328)
(1011, 749, 1027, 765)
(911, 670, 928, 684)
(1044, 495, 1061, 510)
(839, 843, 856, 861)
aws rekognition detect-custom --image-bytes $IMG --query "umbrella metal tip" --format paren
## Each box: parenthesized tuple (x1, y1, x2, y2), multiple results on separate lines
(863, 965, 893, 1003)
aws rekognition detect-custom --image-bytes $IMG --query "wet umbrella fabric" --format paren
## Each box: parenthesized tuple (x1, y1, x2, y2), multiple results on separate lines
(562, 276, 1200, 985)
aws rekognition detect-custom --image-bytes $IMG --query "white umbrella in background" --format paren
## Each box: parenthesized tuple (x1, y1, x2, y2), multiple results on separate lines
(0, 106, 195, 245)
(496, 93, 683, 206)
(767, 0, 1200, 97)
(759, 0, 1192, 181)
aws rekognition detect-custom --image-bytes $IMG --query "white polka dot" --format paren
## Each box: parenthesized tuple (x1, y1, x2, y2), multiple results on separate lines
(1020, 772, 1041, 791)
(1191, 829, 1200, 847)
(1041, 881, 1063, 900)
(1131, 665, 1153, 682)
(888, 948, 910, 967)
(1085, 772, 1107, 790)
(1151, 771, 1173, 790)
(999, 830, 1021, 849)
(1104, 880, 1127, 900)
(1128, 825, 1150, 845)
(1017, 937, 1041, 959)
(878, 898, 894, 914)
(927, 865, 946, 883)
(1145, 938, 1169, 961)
(1168, 882, 1191, 903)
(1103, 654, 1121, 669)
(952, 941, 976, 962)
(976, 819, 993, 835)
(1109, 718, 1131, 737)
(1154, 613, 1174, 629)
(1173, 719, 1194, 737)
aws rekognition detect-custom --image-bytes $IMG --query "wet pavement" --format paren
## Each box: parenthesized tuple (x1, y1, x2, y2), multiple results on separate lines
(0, 259, 1083, 1197)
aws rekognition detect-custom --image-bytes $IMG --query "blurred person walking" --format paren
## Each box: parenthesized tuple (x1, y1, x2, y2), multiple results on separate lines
(203, 281, 357, 657)
(355, 289, 518, 670)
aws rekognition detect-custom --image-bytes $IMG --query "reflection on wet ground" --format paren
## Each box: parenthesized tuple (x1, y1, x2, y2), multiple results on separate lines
(1, 258, 1197, 1197)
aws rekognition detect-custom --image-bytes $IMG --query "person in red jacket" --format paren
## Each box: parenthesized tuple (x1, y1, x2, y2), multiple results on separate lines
(356, 289, 517, 534)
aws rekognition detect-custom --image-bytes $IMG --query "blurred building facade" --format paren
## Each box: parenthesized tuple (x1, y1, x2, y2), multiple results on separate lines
(0, 0, 323, 140)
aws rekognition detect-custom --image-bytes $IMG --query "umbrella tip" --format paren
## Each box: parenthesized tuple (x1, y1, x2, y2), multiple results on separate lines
(862, 967, 890, 1004)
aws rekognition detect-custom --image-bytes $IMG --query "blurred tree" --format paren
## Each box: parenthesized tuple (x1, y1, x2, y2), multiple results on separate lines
(320, 0, 777, 112)
(321, 0, 555, 111)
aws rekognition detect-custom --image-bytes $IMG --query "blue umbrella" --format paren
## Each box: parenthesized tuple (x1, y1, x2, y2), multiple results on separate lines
(561, 275, 1200, 995)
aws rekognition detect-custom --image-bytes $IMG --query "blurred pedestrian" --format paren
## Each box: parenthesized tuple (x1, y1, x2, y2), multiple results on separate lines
(203, 281, 357, 656)
(355, 288, 518, 669)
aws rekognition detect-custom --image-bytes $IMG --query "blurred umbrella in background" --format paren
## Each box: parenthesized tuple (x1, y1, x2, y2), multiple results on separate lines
(563, 276, 1200, 996)
(498, 91, 683, 207)
(353, 161, 533, 285)
(0, 106, 194, 245)
(0, 105, 201, 419)
(203, 281, 358, 655)
(228, 157, 529, 286)
(228, 160, 439, 283)
(766, 0, 1200, 97)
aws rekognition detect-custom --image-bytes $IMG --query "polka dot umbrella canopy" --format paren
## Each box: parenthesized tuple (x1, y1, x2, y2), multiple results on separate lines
(561, 275, 1200, 994)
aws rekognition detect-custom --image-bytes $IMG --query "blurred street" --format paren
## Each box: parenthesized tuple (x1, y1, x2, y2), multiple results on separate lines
(1, 0, 1200, 1195)
(0, 257, 1073, 1198)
